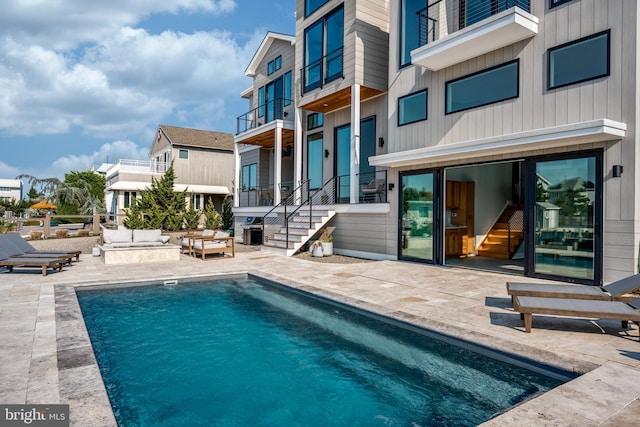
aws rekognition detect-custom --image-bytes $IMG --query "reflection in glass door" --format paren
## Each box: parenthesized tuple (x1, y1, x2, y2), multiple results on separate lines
(400, 171, 435, 262)
(533, 156, 597, 281)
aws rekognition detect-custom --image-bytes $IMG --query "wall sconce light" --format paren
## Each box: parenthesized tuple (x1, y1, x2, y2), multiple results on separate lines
(324, 149, 330, 158)
(378, 137, 385, 147)
(613, 165, 623, 177)
(388, 183, 395, 191)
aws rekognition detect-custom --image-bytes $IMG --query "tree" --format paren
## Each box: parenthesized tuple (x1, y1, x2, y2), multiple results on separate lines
(183, 203, 202, 230)
(221, 195, 233, 230)
(203, 199, 222, 229)
(123, 161, 187, 230)
(57, 171, 106, 215)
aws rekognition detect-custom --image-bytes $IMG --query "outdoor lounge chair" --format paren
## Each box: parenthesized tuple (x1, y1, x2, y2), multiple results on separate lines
(513, 295, 640, 340)
(181, 229, 214, 255)
(506, 274, 640, 304)
(0, 249, 64, 276)
(190, 231, 235, 260)
(1, 233, 81, 262)
(0, 236, 75, 266)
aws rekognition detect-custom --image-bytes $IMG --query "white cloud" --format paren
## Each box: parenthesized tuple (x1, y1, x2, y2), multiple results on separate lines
(0, 161, 21, 178)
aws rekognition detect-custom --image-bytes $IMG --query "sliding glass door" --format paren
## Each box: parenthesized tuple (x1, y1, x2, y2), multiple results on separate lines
(400, 170, 438, 262)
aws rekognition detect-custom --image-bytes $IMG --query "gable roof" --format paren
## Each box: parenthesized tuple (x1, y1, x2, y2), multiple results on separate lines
(245, 32, 295, 77)
(157, 125, 234, 152)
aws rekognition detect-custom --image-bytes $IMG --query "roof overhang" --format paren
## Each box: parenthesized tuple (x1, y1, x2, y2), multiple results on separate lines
(411, 7, 538, 71)
(370, 119, 627, 168)
(245, 32, 295, 77)
(108, 181, 229, 194)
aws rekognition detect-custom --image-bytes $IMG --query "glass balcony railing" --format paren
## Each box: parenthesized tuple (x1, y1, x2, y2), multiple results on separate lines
(236, 98, 293, 135)
(417, 0, 531, 48)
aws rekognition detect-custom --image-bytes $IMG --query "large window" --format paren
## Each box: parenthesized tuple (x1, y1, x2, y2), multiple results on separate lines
(305, 0, 329, 16)
(398, 89, 428, 126)
(400, 0, 425, 67)
(548, 30, 610, 90)
(446, 60, 519, 114)
(242, 163, 257, 191)
(303, 6, 344, 93)
(307, 133, 323, 190)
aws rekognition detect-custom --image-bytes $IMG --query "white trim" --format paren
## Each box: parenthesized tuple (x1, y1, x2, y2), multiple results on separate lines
(334, 248, 397, 261)
(108, 181, 228, 194)
(240, 86, 253, 98)
(370, 119, 627, 168)
(234, 119, 295, 144)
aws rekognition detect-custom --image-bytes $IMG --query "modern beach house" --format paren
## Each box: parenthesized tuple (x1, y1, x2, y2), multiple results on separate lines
(234, 0, 638, 286)
(105, 125, 234, 219)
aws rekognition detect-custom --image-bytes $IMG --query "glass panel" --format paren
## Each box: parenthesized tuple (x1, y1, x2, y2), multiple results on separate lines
(179, 149, 188, 159)
(549, 31, 609, 89)
(258, 87, 265, 118)
(401, 0, 424, 66)
(325, 7, 344, 81)
(401, 173, 434, 261)
(267, 61, 274, 75)
(307, 133, 323, 190)
(304, 21, 323, 90)
(284, 72, 291, 106)
(446, 61, 518, 114)
(335, 125, 351, 203)
(534, 157, 595, 280)
(242, 164, 257, 191)
(308, 113, 324, 130)
(265, 77, 283, 122)
(305, 0, 329, 16)
(274, 56, 282, 71)
(399, 90, 427, 125)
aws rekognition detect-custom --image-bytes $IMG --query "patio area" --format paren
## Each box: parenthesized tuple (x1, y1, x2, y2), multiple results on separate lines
(1, 250, 639, 426)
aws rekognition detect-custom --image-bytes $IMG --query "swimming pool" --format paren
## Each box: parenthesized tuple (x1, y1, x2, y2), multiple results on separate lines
(78, 276, 566, 426)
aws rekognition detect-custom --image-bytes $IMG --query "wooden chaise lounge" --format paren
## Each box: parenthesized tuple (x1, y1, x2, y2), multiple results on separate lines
(0, 236, 74, 266)
(0, 249, 64, 276)
(2, 234, 81, 262)
(513, 295, 640, 341)
(507, 274, 640, 303)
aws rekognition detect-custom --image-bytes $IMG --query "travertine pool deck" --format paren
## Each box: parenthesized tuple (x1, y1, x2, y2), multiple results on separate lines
(1, 251, 639, 426)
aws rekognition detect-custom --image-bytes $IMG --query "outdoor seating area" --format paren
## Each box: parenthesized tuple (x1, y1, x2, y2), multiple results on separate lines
(181, 229, 235, 260)
(99, 228, 180, 265)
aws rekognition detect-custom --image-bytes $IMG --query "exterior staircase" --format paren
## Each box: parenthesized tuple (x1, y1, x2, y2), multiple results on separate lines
(477, 204, 524, 259)
(261, 208, 336, 256)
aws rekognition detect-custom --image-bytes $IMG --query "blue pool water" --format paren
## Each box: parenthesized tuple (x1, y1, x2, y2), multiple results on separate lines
(78, 278, 565, 426)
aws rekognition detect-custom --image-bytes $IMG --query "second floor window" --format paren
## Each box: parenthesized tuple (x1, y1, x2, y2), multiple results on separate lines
(400, 0, 423, 67)
(303, 6, 344, 93)
(179, 149, 188, 159)
(258, 86, 265, 118)
(398, 89, 428, 126)
(305, 0, 329, 17)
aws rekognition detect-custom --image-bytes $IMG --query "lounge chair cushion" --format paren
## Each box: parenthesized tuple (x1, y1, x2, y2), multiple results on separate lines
(103, 229, 133, 244)
(192, 241, 227, 250)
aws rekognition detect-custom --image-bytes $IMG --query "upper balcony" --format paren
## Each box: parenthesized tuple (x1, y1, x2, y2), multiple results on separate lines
(235, 98, 295, 148)
(105, 159, 168, 190)
(411, 0, 538, 71)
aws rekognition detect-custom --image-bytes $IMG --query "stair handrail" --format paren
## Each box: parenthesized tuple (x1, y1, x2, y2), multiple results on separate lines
(261, 179, 310, 245)
(507, 206, 524, 257)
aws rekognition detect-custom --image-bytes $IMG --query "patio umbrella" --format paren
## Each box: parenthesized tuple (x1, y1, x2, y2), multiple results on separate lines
(30, 200, 57, 210)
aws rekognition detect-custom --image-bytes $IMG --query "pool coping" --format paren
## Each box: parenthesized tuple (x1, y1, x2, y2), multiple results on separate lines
(56, 270, 609, 426)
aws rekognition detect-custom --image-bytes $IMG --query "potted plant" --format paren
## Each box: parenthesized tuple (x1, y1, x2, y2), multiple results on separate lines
(310, 240, 324, 257)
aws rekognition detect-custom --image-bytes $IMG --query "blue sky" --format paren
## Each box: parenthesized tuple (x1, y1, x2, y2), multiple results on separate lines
(0, 0, 295, 182)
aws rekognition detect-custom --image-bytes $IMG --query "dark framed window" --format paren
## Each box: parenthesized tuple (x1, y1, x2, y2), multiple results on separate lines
(284, 71, 291, 106)
(307, 133, 323, 190)
(179, 149, 188, 159)
(549, 0, 574, 8)
(258, 86, 265, 118)
(305, 0, 329, 17)
(548, 30, 610, 90)
(124, 191, 136, 209)
(267, 60, 274, 75)
(274, 56, 282, 71)
(307, 113, 324, 130)
(445, 60, 519, 114)
(191, 194, 201, 210)
(303, 6, 344, 93)
(398, 89, 428, 126)
(242, 163, 257, 191)
(400, 0, 424, 67)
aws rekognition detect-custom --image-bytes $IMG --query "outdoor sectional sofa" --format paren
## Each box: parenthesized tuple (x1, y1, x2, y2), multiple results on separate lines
(99, 228, 180, 265)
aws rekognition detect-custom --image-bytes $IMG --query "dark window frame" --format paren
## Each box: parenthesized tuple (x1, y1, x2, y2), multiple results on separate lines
(242, 163, 257, 191)
(284, 71, 292, 106)
(274, 55, 282, 71)
(267, 60, 274, 75)
(445, 59, 520, 115)
(547, 30, 610, 90)
(305, 0, 330, 17)
(398, 89, 428, 126)
(257, 86, 265, 118)
(303, 5, 344, 93)
(306, 132, 324, 190)
(178, 149, 188, 159)
(307, 112, 324, 130)
(549, 0, 574, 9)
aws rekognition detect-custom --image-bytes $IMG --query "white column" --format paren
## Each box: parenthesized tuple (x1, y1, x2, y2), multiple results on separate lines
(233, 142, 241, 208)
(350, 84, 361, 204)
(274, 122, 283, 205)
(294, 107, 303, 203)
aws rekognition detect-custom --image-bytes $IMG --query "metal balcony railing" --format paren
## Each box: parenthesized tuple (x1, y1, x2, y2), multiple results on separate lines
(301, 46, 344, 94)
(237, 181, 295, 208)
(418, 0, 531, 48)
(236, 98, 293, 135)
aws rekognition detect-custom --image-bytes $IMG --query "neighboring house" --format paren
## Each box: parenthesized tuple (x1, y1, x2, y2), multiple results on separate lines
(105, 125, 234, 220)
(236, 0, 638, 286)
(0, 179, 23, 202)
